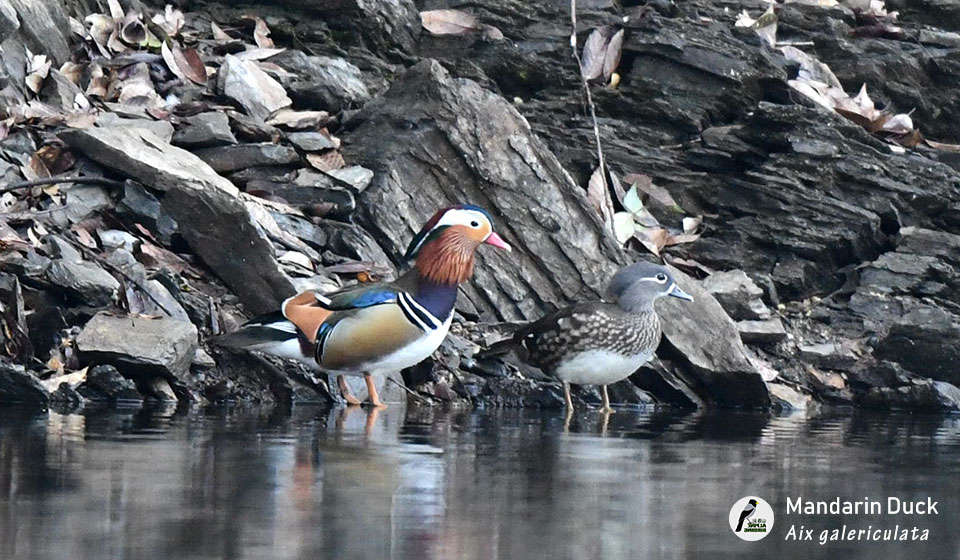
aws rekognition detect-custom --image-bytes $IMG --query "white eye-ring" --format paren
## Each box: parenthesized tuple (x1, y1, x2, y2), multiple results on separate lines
(470, 220, 481, 228)
(655, 273, 668, 283)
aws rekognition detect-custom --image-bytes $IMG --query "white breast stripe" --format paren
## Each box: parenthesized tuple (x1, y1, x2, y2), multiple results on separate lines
(397, 293, 441, 331)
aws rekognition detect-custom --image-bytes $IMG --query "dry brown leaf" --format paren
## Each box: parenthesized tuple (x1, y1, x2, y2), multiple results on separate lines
(635, 227, 669, 256)
(306, 151, 345, 171)
(121, 14, 147, 44)
(233, 47, 286, 61)
(161, 41, 187, 81)
(580, 27, 609, 80)
(586, 167, 614, 227)
(420, 9, 480, 35)
(602, 29, 624, 82)
(174, 46, 208, 85)
(250, 16, 274, 48)
(211, 21, 232, 42)
(623, 173, 682, 213)
(152, 5, 185, 37)
(73, 226, 98, 249)
(25, 52, 51, 94)
(267, 109, 331, 129)
(924, 139, 960, 152)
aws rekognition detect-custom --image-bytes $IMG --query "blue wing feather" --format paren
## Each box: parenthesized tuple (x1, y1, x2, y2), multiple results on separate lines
(323, 283, 400, 310)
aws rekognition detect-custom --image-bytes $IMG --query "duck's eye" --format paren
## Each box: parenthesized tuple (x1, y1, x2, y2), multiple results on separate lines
(470, 220, 481, 228)
(655, 273, 667, 283)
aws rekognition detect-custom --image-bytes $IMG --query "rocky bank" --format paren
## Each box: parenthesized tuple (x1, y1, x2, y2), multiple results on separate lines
(1, 0, 959, 413)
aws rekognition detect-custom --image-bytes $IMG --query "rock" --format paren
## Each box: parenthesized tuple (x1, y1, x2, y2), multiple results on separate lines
(39, 69, 84, 110)
(874, 306, 960, 385)
(44, 238, 119, 307)
(116, 181, 178, 244)
(297, 0, 420, 56)
(78, 364, 142, 404)
(657, 266, 771, 407)
(97, 230, 139, 252)
(5, 0, 70, 64)
(317, 219, 394, 272)
(738, 319, 787, 345)
(702, 270, 771, 320)
(0, 1, 19, 44)
(247, 179, 355, 217)
(0, 361, 47, 405)
(146, 377, 178, 401)
(76, 311, 198, 381)
(767, 381, 813, 412)
(60, 126, 295, 315)
(799, 342, 860, 372)
(194, 143, 300, 173)
(0, 272, 32, 361)
(325, 165, 373, 194)
(48, 382, 82, 409)
(96, 113, 175, 143)
(285, 131, 339, 152)
(104, 249, 192, 323)
(172, 112, 237, 148)
(342, 60, 624, 322)
(270, 50, 371, 111)
(861, 378, 960, 412)
(218, 54, 292, 121)
(56, 184, 112, 225)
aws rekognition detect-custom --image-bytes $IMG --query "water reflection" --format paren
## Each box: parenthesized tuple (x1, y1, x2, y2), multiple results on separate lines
(0, 404, 957, 559)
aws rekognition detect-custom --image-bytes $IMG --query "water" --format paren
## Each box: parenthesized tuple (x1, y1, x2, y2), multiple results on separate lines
(0, 405, 958, 560)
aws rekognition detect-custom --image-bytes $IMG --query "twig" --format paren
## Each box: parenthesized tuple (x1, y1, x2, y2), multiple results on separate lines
(570, 0, 614, 221)
(387, 376, 434, 405)
(0, 175, 126, 195)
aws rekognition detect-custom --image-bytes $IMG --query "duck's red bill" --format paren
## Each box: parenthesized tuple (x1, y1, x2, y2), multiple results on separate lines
(484, 232, 512, 251)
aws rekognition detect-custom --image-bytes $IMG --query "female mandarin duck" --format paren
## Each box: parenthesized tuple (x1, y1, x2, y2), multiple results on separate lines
(484, 262, 692, 415)
(219, 205, 510, 407)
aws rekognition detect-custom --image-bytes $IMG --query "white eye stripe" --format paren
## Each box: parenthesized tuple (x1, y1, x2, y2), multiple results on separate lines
(435, 209, 489, 229)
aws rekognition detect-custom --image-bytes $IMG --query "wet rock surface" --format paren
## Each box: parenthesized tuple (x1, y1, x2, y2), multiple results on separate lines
(1, 0, 958, 412)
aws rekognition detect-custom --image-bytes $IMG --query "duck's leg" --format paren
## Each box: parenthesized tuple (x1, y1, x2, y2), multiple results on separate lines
(337, 375, 362, 406)
(364, 373, 387, 408)
(599, 385, 616, 414)
(563, 382, 574, 411)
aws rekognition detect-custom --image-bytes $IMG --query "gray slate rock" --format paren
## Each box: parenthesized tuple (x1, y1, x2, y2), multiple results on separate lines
(286, 131, 339, 152)
(60, 126, 295, 315)
(194, 143, 300, 173)
(0, 361, 47, 405)
(43, 235, 119, 306)
(702, 270, 771, 320)
(173, 112, 237, 148)
(270, 50, 371, 112)
(78, 364, 143, 404)
(218, 54, 291, 121)
(76, 311, 198, 380)
(738, 319, 787, 344)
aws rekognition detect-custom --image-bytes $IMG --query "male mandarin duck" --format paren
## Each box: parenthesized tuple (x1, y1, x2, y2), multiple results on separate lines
(218, 205, 511, 407)
(484, 262, 692, 414)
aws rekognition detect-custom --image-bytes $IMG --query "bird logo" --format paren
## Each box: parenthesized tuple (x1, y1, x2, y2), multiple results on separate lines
(728, 496, 774, 541)
(736, 499, 758, 532)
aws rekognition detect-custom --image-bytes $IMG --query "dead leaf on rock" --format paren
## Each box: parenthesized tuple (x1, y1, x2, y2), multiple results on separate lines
(266, 109, 331, 129)
(586, 166, 614, 227)
(602, 29, 624, 82)
(924, 139, 960, 152)
(211, 21, 233, 42)
(25, 51, 52, 94)
(580, 27, 611, 80)
(121, 14, 147, 45)
(306, 151, 345, 171)
(234, 47, 287, 61)
(248, 16, 274, 48)
(175, 46, 208, 85)
(161, 41, 187, 82)
(152, 5, 185, 37)
(420, 9, 502, 39)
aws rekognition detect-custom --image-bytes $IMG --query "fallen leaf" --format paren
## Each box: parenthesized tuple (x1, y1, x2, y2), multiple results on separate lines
(635, 226, 669, 256)
(107, 0, 125, 21)
(249, 16, 274, 48)
(924, 139, 960, 152)
(612, 212, 635, 244)
(880, 113, 914, 135)
(602, 29, 624, 82)
(211, 21, 233, 42)
(121, 14, 147, 44)
(580, 27, 610, 80)
(586, 166, 614, 226)
(278, 251, 314, 272)
(152, 5, 185, 37)
(420, 9, 480, 35)
(306, 151, 345, 171)
(267, 109, 331, 129)
(233, 47, 286, 61)
(173, 46, 208, 85)
(25, 51, 51, 94)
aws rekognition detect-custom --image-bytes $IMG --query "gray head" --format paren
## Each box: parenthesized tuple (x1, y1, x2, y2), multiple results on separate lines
(605, 262, 693, 312)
